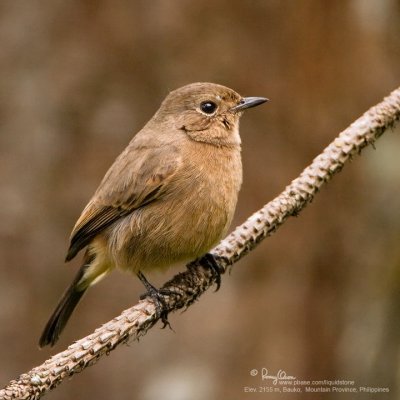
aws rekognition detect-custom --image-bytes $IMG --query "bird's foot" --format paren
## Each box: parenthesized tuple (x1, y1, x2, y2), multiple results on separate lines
(137, 271, 171, 328)
(198, 253, 226, 291)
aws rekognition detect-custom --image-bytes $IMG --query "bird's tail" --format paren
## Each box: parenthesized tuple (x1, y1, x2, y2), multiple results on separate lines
(38, 262, 90, 348)
(39, 249, 111, 348)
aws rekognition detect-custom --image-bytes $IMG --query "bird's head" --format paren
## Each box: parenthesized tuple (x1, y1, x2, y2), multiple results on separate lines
(154, 82, 268, 147)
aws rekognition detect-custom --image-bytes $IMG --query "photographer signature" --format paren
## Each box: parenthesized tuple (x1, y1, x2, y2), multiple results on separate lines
(261, 368, 296, 385)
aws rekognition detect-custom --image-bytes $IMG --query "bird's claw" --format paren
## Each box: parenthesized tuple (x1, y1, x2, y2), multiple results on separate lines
(138, 271, 171, 328)
(199, 253, 225, 291)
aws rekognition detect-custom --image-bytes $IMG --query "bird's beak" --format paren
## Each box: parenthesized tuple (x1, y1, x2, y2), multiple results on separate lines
(231, 96, 269, 112)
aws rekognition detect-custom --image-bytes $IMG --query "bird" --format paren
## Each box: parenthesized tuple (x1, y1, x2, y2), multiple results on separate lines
(39, 82, 268, 347)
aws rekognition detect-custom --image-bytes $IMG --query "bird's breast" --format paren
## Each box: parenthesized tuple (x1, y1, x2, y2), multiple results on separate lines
(160, 142, 243, 258)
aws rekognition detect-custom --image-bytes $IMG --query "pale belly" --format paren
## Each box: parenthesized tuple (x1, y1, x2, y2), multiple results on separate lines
(106, 189, 234, 273)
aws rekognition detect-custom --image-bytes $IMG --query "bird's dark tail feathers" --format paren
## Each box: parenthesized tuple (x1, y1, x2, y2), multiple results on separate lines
(39, 263, 90, 348)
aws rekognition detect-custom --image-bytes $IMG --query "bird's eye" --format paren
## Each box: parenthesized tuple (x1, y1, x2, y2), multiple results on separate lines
(200, 101, 217, 114)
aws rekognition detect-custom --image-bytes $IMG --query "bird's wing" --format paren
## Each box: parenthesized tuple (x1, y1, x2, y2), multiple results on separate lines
(65, 144, 181, 261)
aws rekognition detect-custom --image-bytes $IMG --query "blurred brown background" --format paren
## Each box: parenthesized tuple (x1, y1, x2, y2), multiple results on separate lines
(1, 1, 400, 399)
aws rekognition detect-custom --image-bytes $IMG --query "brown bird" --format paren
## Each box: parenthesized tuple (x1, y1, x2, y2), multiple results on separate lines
(39, 82, 268, 347)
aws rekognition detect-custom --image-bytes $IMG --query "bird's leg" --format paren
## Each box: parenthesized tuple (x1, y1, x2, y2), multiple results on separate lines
(137, 271, 170, 328)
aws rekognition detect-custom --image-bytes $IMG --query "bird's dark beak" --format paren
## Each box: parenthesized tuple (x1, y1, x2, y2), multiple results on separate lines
(231, 96, 269, 112)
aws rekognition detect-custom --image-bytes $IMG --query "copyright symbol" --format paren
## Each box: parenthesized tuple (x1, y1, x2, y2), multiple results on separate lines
(250, 369, 258, 376)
